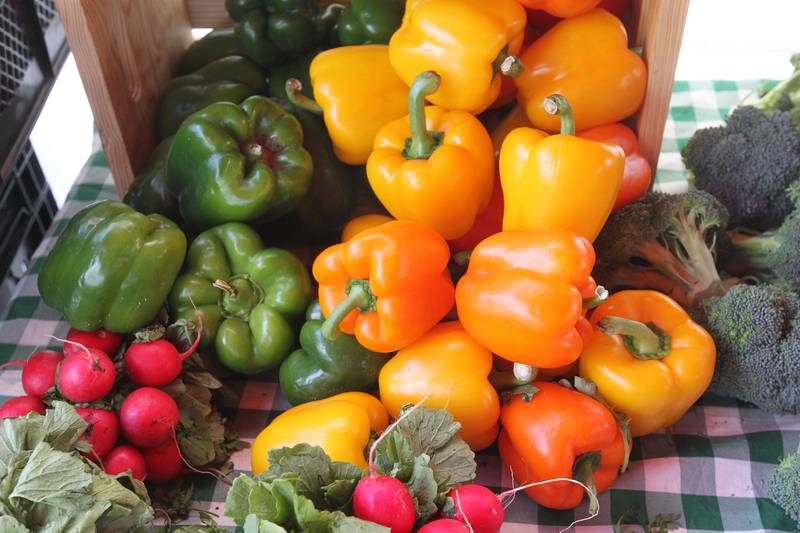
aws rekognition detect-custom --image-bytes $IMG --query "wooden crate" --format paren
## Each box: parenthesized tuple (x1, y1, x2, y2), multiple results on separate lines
(54, 0, 689, 198)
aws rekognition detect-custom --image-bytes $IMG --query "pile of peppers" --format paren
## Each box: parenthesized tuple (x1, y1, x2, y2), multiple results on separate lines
(36, 0, 720, 524)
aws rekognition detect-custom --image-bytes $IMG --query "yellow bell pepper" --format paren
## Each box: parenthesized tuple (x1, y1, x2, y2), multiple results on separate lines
(341, 214, 394, 242)
(579, 290, 717, 437)
(389, 0, 527, 114)
(288, 45, 409, 165)
(366, 72, 494, 240)
(378, 321, 502, 451)
(491, 105, 532, 158)
(251, 392, 388, 474)
(499, 94, 624, 241)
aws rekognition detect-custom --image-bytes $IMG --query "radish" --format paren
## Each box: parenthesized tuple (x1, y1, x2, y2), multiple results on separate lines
(124, 321, 201, 387)
(119, 387, 180, 448)
(0, 350, 63, 397)
(418, 519, 471, 532)
(352, 403, 419, 533)
(104, 445, 147, 480)
(57, 343, 116, 403)
(0, 396, 45, 418)
(75, 407, 119, 459)
(66, 328, 123, 357)
(142, 437, 183, 484)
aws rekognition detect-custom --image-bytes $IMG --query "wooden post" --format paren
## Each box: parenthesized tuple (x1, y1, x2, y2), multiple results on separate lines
(631, 0, 691, 170)
(54, 0, 193, 197)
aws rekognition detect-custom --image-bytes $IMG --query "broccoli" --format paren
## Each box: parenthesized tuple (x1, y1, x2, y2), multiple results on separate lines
(681, 105, 800, 230)
(754, 53, 800, 126)
(727, 210, 800, 289)
(700, 283, 800, 414)
(593, 190, 731, 310)
(768, 443, 800, 525)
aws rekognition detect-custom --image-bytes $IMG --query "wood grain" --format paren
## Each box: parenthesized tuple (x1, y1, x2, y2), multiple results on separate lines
(186, 0, 230, 28)
(54, 0, 193, 196)
(631, 0, 691, 170)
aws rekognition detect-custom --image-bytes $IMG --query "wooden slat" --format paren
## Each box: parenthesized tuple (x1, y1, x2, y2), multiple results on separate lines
(54, 0, 193, 196)
(186, 0, 230, 28)
(631, 0, 690, 170)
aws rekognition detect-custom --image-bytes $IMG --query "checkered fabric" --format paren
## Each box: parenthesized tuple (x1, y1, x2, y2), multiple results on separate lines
(1, 80, 799, 532)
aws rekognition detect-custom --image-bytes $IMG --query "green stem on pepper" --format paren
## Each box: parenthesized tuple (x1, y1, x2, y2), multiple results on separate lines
(544, 94, 576, 136)
(596, 316, 672, 360)
(285, 78, 324, 115)
(404, 71, 442, 160)
(492, 46, 524, 78)
(572, 451, 601, 515)
(321, 280, 376, 340)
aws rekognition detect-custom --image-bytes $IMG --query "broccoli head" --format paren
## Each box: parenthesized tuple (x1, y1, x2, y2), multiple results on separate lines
(727, 210, 800, 290)
(593, 190, 731, 309)
(682, 105, 800, 230)
(700, 283, 800, 414)
(768, 443, 800, 525)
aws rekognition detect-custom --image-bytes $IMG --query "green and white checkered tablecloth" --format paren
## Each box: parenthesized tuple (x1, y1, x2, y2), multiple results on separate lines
(1, 80, 799, 532)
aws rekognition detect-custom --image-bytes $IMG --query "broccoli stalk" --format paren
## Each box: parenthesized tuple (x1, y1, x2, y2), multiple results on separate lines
(768, 443, 800, 525)
(726, 213, 800, 290)
(754, 53, 800, 125)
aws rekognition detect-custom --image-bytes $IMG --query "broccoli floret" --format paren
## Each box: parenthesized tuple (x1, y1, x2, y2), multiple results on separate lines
(727, 211, 800, 289)
(768, 443, 800, 524)
(594, 191, 730, 309)
(700, 284, 800, 414)
(755, 53, 800, 126)
(682, 105, 800, 230)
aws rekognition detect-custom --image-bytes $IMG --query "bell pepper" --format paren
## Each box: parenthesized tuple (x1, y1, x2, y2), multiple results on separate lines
(499, 381, 628, 509)
(388, 0, 527, 114)
(312, 220, 455, 353)
(251, 391, 388, 474)
(38, 201, 187, 333)
(499, 95, 625, 241)
(337, 0, 404, 45)
(527, 0, 629, 33)
(379, 321, 501, 451)
(287, 44, 409, 165)
(491, 105, 533, 158)
(123, 136, 181, 223)
(157, 56, 267, 140)
(578, 123, 652, 212)
(166, 95, 312, 230)
(515, 9, 646, 132)
(579, 290, 716, 437)
(168, 223, 311, 374)
(341, 214, 393, 242)
(518, 0, 600, 17)
(279, 301, 388, 405)
(455, 228, 597, 368)
(259, 107, 358, 243)
(447, 177, 503, 254)
(366, 72, 495, 240)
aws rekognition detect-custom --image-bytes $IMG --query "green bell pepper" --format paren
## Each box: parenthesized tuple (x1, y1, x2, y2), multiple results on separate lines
(166, 95, 312, 230)
(226, 0, 343, 50)
(336, 0, 404, 45)
(169, 223, 311, 374)
(176, 26, 241, 74)
(157, 56, 267, 139)
(38, 201, 187, 333)
(278, 301, 387, 405)
(123, 137, 181, 223)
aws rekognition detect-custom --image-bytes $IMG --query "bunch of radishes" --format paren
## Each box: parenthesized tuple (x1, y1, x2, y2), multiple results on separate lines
(0, 324, 200, 485)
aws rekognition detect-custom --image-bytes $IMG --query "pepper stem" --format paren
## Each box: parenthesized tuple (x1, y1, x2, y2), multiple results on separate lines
(490, 364, 537, 390)
(596, 316, 671, 360)
(212, 279, 236, 296)
(582, 286, 609, 310)
(572, 451, 601, 515)
(321, 281, 375, 340)
(285, 79, 323, 115)
(243, 141, 263, 163)
(404, 71, 442, 160)
(543, 94, 576, 136)
(452, 250, 472, 267)
(493, 46, 524, 78)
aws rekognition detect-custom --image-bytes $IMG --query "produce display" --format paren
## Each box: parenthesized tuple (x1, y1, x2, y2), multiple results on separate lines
(4, 0, 800, 531)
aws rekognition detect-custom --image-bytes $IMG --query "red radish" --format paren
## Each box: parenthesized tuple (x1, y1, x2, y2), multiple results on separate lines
(57, 344, 116, 403)
(119, 387, 180, 448)
(124, 322, 201, 387)
(66, 328, 123, 357)
(104, 445, 147, 480)
(0, 350, 63, 397)
(418, 519, 471, 532)
(142, 437, 183, 483)
(444, 484, 505, 533)
(0, 396, 45, 418)
(75, 407, 119, 459)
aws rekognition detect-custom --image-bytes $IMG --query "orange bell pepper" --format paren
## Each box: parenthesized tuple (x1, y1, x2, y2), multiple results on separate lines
(341, 214, 394, 242)
(499, 381, 628, 510)
(499, 95, 624, 241)
(527, 0, 630, 32)
(578, 123, 652, 212)
(447, 176, 503, 254)
(366, 72, 495, 240)
(515, 9, 647, 132)
(579, 290, 716, 437)
(389, 0, 527, 114)
(313, 220, 455, 353)
(455, 228, 597, 368)
(379, 321, 501, 451)
(517, 0, 600, 17)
